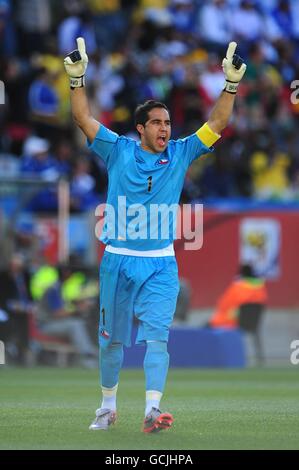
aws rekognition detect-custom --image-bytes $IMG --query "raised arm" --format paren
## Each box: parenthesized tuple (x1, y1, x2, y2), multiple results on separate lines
(207, 42, 246, 135)
(64, 37, 100, 143)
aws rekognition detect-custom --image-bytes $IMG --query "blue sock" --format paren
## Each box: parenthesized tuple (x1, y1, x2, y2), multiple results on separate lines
(143, 341, 169, 393)
(100, 343, 124, 388)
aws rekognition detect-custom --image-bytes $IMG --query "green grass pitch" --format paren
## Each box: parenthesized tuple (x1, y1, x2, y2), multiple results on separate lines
(0, 367, 298, 450)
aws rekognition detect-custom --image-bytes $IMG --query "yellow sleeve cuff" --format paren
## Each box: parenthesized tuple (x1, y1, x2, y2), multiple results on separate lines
(196, 123, 221, 148)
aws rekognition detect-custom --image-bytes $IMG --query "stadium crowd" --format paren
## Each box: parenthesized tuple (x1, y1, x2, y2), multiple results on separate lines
(1, 0, 299, 210)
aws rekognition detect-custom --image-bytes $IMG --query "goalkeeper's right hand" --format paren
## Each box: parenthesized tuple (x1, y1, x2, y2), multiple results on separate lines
(222, 42, 246, 94)
(64, 37, 88, 89)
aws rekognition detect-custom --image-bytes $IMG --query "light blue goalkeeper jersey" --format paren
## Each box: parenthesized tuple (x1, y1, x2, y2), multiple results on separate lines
(88, 124, 212, 250)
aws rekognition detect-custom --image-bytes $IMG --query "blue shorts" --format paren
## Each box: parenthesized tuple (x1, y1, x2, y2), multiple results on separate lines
(98, 251, 180, 349)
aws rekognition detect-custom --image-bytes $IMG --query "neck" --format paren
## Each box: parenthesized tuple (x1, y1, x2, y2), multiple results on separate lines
(140, 142, 156, 154)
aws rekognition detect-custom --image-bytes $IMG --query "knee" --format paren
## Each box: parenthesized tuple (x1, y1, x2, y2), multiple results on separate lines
(101, 343, 123, 367)
(146, 341, 168, 353)
(144, 341, 169, 365)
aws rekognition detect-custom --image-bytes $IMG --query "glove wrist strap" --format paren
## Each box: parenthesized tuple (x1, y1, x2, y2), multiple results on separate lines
(70, 75, 85, 89)
(224, 80, 239, 94)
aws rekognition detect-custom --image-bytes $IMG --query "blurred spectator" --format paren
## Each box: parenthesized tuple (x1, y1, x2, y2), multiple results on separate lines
(86, 50, 125, 114)
(53, 139, 74, 175)
(0, 253, 35, 365)
(11, 214, 42, 265)
(70, 157, 99, 211)
(58, 7, 97, 56)
(198, 0, 233, 55)
(21, 136, 62, 211)
(0, 0, 16, 57)
(231, 0, 264, 46)
(250, 150, 291, 200)
(36, 264, 98, 368)
(200, 151, 236, 198)
(174, 278, 191, 322)
(21, 136, 58, 180)
(2, 58, 32, 154)
(207, 264, 267, 329)
(290, 169, 299, 200)
(28, 67, 61, 140)
(88, 0, 132, 52)
(269, 0, 295, 41)
(0, 152, 20, 178)
(168, 0, 196, 35)
(199, 54, 225, 101)
(37, 35, 72, 129)
(15, 0, 52, 56)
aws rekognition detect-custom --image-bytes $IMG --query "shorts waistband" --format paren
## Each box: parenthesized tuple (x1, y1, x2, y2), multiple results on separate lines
(105, 244, 175, 257)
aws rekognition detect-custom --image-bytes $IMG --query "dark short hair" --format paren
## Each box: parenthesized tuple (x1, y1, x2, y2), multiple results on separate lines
(134, 100, 170, 127)
(239, 264, 255, 278)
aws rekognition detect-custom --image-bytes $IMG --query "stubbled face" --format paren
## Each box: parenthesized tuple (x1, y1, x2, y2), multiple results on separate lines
(137, 108, 171, 154)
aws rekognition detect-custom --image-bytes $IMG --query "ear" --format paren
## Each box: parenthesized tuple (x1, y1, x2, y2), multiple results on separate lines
(136, 124, 144, 135)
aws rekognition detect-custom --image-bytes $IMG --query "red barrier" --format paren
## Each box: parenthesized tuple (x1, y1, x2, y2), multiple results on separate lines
(175, 210, 299, 308)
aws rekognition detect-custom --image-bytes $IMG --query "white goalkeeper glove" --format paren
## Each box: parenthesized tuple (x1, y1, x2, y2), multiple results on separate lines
(64, 37, 88, 89)
(222, 42, 246, 94)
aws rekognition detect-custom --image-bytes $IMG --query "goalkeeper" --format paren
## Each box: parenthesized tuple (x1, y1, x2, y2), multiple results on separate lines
(64, 39, 246, 433)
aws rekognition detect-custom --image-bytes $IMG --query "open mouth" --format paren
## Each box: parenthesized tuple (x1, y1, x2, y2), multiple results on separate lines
(157, 136, 166, 146)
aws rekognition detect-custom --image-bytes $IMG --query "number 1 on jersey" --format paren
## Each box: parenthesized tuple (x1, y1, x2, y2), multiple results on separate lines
(147, 176, 152, 192)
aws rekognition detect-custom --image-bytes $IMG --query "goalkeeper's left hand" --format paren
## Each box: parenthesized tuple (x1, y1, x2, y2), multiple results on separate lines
(222, 42, 246, 94)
